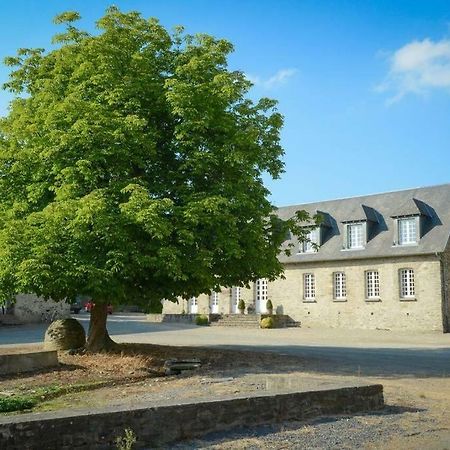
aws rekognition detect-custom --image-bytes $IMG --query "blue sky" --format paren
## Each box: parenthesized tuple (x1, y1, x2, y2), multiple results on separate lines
(1, 1, 449, 206)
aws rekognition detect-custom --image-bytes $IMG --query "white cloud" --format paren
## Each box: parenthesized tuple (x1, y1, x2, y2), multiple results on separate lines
(378, 38, 450, 104)
(246, 68, 297, 89)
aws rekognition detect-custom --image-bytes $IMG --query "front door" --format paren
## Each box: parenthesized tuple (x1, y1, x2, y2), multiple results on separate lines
(255, 279, 268, 313)
(230, 287, 240, 314)
(188, 297, 198, 314)
(210, 292, 219, 314)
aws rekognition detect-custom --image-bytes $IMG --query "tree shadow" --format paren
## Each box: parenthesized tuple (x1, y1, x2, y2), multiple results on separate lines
(206, 344, 450, 378)
(0, 362, 85, 382)
(173, 403, 425, 449)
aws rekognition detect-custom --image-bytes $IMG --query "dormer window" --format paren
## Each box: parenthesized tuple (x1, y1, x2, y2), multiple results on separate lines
(346, 223, 365, 249)
(398, 217, 417, 245)
(341, 205, 379, 251)
(391, 198, 433, 246)
(300, 227, 320, 253)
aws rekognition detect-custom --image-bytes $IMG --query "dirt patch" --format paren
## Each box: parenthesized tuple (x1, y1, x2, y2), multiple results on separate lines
(0, 343, 305, 414)
(4, 342, 448, 449)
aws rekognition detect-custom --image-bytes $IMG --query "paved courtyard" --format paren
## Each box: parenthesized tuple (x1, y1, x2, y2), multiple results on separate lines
(2, 313, 450, 448)
(1, 312, 450, 377)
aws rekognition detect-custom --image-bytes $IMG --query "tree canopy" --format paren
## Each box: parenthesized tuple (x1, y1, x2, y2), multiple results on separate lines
(0, 7, 309, 348)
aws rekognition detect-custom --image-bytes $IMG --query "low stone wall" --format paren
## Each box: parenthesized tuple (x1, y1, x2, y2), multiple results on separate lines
(260, 314, 301, 328)
(0, 384, 383, 449)
(0, 350, 58, 375)
(147, 313, 221, 324)
(146, 313, 164, 322)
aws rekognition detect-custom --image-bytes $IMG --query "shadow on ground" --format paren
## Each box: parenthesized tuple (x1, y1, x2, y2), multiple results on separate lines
(207, 344, 450, 378)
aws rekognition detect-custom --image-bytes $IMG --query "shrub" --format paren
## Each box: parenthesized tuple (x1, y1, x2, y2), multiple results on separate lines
(266, 299, 273, 311)
(238, 299, 246, 311)
(0, 396, 36, 413)
(195, 315, 209, 326)
(260, 317, 275, 329)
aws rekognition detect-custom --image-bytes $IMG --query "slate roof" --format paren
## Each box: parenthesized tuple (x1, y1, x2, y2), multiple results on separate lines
(276, 183, 450, 263)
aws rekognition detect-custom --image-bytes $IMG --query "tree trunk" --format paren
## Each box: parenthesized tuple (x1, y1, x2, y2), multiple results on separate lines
(86, 302, 117, 352)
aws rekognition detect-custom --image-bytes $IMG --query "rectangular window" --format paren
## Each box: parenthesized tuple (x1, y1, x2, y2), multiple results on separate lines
(256, 279, 268, 303)
(365, 271, 380, 299)
(210, 292, 219, 306)
(398, 218, 417, 245)
(400, 269, 415, 298)
(347, 223, 364, 249)
(303, 273, 316, 300)
(300, 227, 320, 253)
(231, 287, 240, 301)
(333, 272, 347, 300)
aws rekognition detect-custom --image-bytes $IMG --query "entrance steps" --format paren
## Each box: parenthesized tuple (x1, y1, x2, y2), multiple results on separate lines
(210, 314, 262, 328)
(210, 314, 301, 328)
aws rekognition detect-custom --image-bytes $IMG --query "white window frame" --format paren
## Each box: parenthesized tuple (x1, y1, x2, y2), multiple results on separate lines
(255, 279, 268, 303)
(400, 268, 415, 299)
(333, 272, 347, 300)
(346, 223, 365, 249)
(365, 270, 380, 300)
(303, 273, 316, 301)
(397, 217, 417, 245)
(210, 292, 219, 306)
(300, 227, 320, 253)
(230, 286, 240, 313)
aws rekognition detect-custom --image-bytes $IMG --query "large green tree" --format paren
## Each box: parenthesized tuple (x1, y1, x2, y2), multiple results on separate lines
(0, 8, 309, 351)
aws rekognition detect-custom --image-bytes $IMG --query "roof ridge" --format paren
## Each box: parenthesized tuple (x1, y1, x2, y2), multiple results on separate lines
(276, 182, 450, 209)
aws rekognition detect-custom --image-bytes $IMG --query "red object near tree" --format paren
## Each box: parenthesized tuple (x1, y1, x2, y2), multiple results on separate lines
(85, 301, 112, 314)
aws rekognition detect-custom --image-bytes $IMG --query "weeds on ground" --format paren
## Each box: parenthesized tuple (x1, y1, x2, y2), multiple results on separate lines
(0, 381, 106, 413)
(115, 428, 137, 450)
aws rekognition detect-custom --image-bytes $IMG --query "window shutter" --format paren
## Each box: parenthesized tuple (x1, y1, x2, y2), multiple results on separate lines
(362, 222, 368, 246)
(393, 219, 398, 245)
(343, 225, 348, 249)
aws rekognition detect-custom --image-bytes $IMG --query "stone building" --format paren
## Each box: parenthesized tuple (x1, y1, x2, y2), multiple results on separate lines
(163, 184, 450, 332)
(1, 294, 70, 324)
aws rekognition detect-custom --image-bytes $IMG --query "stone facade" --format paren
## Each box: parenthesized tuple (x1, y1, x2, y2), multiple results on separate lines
(270, 255, 444, 331)
(163, 254, 446, 331)
(440, 241, 450, 332)
(11, 294, 70, 323)
(162, 184, 450, 332)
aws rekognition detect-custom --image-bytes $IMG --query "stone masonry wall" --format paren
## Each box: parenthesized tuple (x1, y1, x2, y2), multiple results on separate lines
(13, 294, 70, 323)
(440, 240, 450, 332)
(0, 385, 383, 449)
(269, 255, 443, 331)
(163, 254, 444, 331)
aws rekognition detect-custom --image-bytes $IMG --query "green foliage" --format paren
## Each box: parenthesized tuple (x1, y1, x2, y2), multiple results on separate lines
(0, 381, 107, 413)
(238, 299, 246, 310)
(0, 396, 37, 413)
(260, 317, 275, 329)
(145, 299, 163, 314)
(195, 314, 209, 326)
(266, 299, 273, 311)
(115, 428, 137, 450)
(0, 7, 311, 310)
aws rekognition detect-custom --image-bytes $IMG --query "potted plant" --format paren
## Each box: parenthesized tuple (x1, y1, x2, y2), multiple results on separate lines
(266, 299, 273, 315)
(238, 299, 246, 314)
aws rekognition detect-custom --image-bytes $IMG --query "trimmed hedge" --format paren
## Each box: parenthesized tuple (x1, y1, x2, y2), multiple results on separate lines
(195, 315, 209, 326)
(260, 317, 275, 329)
